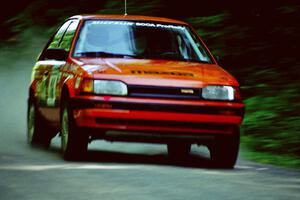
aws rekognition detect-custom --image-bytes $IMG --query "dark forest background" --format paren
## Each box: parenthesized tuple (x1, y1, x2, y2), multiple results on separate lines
(1, 0, 299, 167)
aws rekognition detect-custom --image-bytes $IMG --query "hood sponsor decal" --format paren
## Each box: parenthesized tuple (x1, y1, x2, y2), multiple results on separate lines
(131, 70, 194, 77)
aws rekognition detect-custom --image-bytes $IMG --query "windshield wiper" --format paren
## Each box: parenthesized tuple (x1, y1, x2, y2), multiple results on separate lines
(75, 51, 137, 58)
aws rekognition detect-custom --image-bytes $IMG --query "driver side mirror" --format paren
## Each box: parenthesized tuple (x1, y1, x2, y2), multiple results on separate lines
(41, 48, 68, 61)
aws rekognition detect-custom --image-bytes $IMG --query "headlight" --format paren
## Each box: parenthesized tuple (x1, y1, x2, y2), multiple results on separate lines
(82, 79, 128, 96)
(94, 80, 127, 95)
(202, 86, 234, 100)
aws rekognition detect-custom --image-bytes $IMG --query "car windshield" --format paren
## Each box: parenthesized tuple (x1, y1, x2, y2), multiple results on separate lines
(73, 20, 213, 63)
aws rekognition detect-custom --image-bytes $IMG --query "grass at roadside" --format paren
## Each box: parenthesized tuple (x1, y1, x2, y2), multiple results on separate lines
(240, 140, 300, 169)
(239, 83, 300, 169)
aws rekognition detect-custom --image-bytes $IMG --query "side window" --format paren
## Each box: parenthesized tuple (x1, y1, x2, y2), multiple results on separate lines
(59, 20, 79, 52)
(48, 21, 72, 49)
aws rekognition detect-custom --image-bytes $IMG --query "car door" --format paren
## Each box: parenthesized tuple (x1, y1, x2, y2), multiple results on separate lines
(46, 20, 80, 110)
(36, 20, 79, 123)
(35, 20, 71, 108)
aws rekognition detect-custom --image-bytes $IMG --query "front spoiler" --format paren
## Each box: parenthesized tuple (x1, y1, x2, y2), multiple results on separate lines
(70, 95, 244, 136)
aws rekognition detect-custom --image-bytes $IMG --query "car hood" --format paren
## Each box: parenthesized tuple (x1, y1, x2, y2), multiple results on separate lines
(74, 58, 239, 88)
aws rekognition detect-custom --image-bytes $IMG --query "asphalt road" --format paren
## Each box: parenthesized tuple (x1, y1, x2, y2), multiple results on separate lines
(0, 37, 299, 200)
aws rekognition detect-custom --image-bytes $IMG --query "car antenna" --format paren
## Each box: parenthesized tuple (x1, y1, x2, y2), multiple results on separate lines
(124, 0, 128, 16)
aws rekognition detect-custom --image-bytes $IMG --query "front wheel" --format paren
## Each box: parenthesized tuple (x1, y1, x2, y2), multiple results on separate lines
(27, 101, 52, 147)
(60, 101, 88, 160)
(209, 127, 240, 169)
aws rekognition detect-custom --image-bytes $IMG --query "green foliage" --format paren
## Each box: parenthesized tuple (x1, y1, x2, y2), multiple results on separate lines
(242, 84, 300, 158)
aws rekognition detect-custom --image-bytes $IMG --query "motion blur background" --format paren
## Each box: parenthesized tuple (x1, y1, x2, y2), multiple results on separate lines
(0, 0, 299, 168)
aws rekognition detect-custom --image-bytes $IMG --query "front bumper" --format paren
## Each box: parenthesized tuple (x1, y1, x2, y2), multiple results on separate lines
(70, 95, 244, 136)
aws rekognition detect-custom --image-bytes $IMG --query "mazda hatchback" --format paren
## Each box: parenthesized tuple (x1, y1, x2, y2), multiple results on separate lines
(27, 15, 244, 168)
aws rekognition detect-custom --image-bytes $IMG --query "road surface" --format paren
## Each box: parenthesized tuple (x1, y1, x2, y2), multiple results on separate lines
(0, 36, 299, 200)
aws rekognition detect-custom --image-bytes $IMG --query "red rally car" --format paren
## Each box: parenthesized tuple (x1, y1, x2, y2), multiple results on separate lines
(27, 15, 244, 168)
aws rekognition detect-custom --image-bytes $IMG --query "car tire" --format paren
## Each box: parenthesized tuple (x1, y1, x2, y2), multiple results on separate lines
(27, 100, 52, 147)
(60, 100, 88, 161)
(209, 127, 240, 169)
(167, 143, 191, 158)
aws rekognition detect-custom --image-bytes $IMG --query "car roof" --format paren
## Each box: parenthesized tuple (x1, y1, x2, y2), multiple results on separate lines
(68, 15, 188, 25)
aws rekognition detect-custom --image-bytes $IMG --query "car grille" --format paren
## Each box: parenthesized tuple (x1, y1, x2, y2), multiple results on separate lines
(128, 85, 201, 99)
